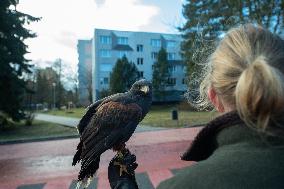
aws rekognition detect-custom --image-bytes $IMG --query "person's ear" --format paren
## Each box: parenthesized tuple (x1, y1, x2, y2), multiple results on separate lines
(208, 87, 225, 112)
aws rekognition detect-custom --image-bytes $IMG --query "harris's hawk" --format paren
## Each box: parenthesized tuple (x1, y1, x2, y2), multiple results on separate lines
(72, 79, 152, 184)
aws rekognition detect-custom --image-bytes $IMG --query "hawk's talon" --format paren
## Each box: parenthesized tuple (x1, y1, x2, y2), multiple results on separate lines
(113, 161, 129, 176)
(117, 151, 124, 159)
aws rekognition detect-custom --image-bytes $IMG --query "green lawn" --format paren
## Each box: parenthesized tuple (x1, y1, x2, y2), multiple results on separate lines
(0, 120, 78, 142)
(43, 105, 217, 128)
(141, 108, 216, 128)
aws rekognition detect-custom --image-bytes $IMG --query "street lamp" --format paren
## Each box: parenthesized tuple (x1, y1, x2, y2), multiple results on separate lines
(52, 82, 56, 109)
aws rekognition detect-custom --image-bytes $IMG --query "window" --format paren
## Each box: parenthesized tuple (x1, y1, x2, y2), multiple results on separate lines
(117, 37, 128, 45)
(166, 41, 176, 48)
(167, 78, 176, 85)
(169, 66, 177, 73)
(103, 77, 109, 84)
(99, 35, 111, 44)
(182, 66, 187, 74)
(138, 71, 144, 78)
(100, 63, 112, 72)
(100, 77, 109, 85)
(151, 52, 158, 59)
(151, 39, 161, 47)
(137, 58, 143, 65)
(137, 44, 143, 52)
(167, 53, 176, 60)
(100, 49, 111, 58)
(118, 51, 128, 58)
(182, 78, 187, 84)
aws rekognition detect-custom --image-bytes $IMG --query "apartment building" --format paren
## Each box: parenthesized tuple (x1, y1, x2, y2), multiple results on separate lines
(77, 39, 92, 106)
(78, 29, 187, 104)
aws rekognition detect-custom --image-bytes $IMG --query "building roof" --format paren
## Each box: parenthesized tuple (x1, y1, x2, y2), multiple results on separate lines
(162, 34, 182, 41)
(95, 28, 181, 37)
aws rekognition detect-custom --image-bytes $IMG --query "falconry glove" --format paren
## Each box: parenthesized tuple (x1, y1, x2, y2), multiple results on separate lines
(108, 150, 139, 189)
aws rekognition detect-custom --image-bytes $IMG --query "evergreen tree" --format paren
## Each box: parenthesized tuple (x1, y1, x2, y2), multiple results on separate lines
(0, 0, 40, 121)
(109, 56, 139, 94)
(180, 0, 284, 96)
(152, 48, 170, 100)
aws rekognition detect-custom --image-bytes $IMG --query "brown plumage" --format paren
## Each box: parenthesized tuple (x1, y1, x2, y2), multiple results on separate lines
(72, 79, 152, 183)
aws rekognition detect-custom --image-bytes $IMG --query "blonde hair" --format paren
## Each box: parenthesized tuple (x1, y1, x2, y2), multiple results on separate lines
(200, 24, 284, 132)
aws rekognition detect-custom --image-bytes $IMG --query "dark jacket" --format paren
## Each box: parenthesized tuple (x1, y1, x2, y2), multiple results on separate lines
(157, 111, 284, 189)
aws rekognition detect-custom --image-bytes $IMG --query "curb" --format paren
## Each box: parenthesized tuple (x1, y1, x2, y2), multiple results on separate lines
(0, 134, 79, 145)
(184, 124, 206, 128)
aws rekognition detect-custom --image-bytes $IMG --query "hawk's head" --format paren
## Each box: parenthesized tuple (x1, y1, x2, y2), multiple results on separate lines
(130, 79, 152, 96)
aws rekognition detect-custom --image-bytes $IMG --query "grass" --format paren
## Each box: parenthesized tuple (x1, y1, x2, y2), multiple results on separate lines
(141, 108, 216, 128)
(42, 105, 217, 128)
(0, 120, 78, 142)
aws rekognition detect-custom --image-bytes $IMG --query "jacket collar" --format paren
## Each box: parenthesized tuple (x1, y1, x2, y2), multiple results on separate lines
(181, 111, 243, 161)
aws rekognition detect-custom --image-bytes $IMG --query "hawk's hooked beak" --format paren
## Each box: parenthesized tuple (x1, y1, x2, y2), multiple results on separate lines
(140, 86, 149, 94)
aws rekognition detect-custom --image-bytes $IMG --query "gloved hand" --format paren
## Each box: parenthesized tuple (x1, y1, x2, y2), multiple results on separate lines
(108, 149, 139, 189)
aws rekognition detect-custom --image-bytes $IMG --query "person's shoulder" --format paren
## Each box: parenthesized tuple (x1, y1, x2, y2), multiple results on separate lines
(156, 156, 239, 189)
(156, 163, 211, 189)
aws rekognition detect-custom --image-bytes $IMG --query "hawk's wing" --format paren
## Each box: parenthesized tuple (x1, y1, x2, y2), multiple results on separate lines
(74, 98, 143, 173)
(77, 93, 121, 135)
(80, 100, 143, 156)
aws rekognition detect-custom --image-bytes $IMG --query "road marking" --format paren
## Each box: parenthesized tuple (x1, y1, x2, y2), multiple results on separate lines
(148, 169, 173, 188)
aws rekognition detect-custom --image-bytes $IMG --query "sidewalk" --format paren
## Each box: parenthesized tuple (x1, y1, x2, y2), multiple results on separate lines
(0, 127, 202, 189)
(35, 114, 79, 128)
(35, 114, 166, 133)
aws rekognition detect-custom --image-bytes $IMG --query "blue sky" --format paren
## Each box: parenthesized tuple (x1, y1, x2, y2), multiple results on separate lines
(18, 0, 186, 72)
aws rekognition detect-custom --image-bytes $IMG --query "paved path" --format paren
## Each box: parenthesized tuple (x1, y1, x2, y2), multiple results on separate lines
(0, 127, 202, 189)
(35, 114, 166, 133)
(35, 114, 80, 128)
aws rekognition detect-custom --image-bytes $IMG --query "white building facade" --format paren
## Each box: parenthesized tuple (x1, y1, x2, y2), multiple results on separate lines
(78, 28, 188, 104)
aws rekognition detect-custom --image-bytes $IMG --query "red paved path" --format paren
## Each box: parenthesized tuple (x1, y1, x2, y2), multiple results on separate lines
(0, 127, 202, 189)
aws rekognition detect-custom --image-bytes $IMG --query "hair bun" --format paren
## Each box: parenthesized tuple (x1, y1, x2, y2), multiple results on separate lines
(236, 55, 284, 131)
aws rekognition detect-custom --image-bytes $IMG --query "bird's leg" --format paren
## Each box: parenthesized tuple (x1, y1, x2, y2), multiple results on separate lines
(113, 143, 130, 176)
(113, 160, 128, 176)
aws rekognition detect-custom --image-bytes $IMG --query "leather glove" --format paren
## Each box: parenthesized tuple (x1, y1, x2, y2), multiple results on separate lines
(108, 149, 139, 189)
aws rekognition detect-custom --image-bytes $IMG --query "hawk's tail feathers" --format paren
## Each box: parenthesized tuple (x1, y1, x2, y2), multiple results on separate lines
(72, 140, 83, 166)
(72, 149, 82, 166)
(76, 176, 93, 189)
(78, 156, 101, 182)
